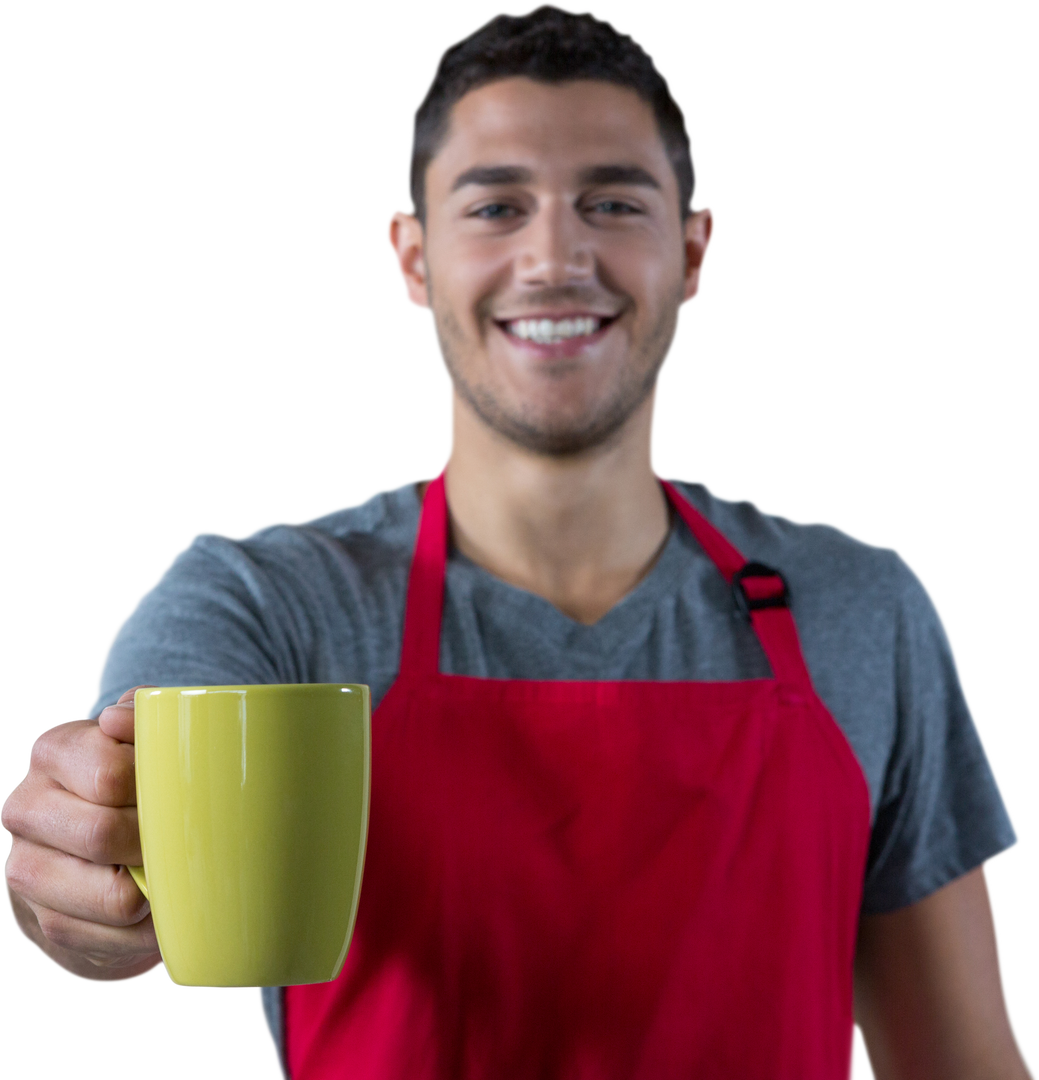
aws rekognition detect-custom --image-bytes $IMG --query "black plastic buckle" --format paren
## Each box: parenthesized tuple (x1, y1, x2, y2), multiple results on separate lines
(732, 561, 791, 621)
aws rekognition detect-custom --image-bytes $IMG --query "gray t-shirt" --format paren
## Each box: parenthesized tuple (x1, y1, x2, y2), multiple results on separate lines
(94, 479, 1014, 912)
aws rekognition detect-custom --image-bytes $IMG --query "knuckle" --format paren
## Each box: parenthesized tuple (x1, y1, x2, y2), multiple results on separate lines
(35, 906, 74, 949)
(1, 788, 25, 835)
(92, 752, 133, 805)
(5, 844, 39, 897)
(103, 870, 149, 926)
(29, 726, 68, 773)
(31, 720, 99, 776)
(80, 809, 122, 864)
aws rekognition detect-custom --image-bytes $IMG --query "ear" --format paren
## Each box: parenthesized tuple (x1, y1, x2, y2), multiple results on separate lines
(390, 212, 431, 308)
(681, 209, 713, 302)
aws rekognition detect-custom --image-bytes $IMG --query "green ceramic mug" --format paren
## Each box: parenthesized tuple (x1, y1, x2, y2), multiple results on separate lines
(129, 684, 370, 987)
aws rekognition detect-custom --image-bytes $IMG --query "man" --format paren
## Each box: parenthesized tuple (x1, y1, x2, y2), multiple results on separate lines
(2, 7, 1029, 1078)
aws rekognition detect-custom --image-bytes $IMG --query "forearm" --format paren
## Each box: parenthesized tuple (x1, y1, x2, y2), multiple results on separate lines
(858, 1002, 1030, 1080)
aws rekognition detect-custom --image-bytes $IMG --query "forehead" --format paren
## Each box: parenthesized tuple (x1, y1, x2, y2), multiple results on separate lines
(429, 77, 672, 186)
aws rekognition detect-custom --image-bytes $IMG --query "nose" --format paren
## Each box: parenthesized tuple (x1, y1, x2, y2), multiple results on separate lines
(514, 198, 593, 287)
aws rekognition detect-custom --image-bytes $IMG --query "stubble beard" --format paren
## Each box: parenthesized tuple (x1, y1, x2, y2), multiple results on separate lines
(433, 298, 681, 458)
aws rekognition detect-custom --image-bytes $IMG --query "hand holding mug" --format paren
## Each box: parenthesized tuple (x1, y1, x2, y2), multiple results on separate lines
(3, 687, 161, 978)
(6, 683, 371, 987)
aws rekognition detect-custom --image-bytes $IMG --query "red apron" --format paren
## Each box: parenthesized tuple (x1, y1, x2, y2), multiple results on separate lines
(285, 477, 872, 1079)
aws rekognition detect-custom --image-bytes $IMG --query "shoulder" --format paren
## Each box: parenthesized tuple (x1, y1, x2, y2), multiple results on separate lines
(95, 484, 424, 709)
(134, 483, 422, 649)
(176, 483, 421, 590)
(667, 480, 917, 618)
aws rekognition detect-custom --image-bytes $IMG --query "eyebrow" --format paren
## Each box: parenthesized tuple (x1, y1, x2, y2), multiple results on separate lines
(449, 163, 662, 193)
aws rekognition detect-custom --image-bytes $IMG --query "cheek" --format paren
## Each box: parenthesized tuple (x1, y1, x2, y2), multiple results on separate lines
(427, 233, 513, 328)
(597, 233, 686, 313)
(626, 237, 682, 285)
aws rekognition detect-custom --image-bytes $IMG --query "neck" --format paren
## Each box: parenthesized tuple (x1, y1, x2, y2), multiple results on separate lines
(444, 393, 670, 625)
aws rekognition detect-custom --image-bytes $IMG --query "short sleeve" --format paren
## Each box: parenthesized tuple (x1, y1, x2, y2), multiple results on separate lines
(91, 533, 315, 717)
(860, 560, 1015, 913)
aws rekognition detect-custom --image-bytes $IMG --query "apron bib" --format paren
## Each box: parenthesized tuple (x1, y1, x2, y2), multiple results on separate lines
(285, 477, 871, 1078)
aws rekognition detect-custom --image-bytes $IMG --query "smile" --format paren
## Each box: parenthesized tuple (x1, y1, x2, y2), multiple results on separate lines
(492, 315, 613, 358)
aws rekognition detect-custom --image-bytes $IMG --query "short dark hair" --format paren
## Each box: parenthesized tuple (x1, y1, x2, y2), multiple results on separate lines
(411, 6, 694, 223)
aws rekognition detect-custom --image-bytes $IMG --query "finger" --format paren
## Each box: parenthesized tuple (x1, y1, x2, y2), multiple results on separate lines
(25, 894, 160, 966)
(98, 685, 155, 743)
(8, 841, 150, 927)
(4, 781, 142, 865)
(4, 881, 162, 984)
(27, 721, 136, 806)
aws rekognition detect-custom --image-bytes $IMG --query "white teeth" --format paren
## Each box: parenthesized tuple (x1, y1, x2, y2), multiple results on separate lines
(505, 316, 604, 344)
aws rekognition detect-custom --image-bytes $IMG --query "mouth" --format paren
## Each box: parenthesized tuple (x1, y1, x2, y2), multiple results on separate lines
(496, 313, 619, 348)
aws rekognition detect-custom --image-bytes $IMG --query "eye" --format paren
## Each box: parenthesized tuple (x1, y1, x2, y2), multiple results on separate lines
(587, 200, 635, 214)
(468, 199, 643, 222)
(470, 202, 523, 220)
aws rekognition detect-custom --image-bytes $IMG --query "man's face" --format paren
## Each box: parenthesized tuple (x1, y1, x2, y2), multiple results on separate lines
(394, 77, 710, 456)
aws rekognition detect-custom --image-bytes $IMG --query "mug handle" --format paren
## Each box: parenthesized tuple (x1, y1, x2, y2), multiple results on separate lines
(126, 864, 149, 900)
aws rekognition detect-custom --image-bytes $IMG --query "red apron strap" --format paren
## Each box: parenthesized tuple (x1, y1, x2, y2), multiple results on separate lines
(660, 481, 815, 691)
(398, 474, 449, 676)
(400, 474, 814, 690)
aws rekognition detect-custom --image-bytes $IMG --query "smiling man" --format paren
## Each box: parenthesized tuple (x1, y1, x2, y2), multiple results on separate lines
(2, 7, 1030, 1080)
(389, 69, 708, 626)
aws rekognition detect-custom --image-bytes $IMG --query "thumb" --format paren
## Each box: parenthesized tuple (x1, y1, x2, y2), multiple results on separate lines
(98, 685, 156, 743)
(117, 682, 155, 708)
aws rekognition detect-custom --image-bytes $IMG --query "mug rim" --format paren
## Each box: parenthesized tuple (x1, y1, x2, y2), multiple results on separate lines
(136, 683, 368, 694)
